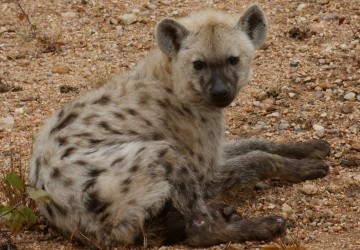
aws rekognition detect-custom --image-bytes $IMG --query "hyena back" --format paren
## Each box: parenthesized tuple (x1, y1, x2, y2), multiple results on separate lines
(28, 5, 330, 247)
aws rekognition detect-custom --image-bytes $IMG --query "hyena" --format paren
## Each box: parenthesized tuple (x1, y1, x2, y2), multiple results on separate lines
(29, 4, 330, 247)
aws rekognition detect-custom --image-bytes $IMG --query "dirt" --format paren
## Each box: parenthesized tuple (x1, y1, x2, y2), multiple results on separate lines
(0, 0, 359, 249)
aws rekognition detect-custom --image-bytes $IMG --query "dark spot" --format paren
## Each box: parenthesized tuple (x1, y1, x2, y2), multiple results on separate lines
(50, 168, 61, 179)
(88, 168, 106, 178)
(185, 146, 194, 156)
(122, 186, 129, 193)
(125, 108, 138, 116)
(88, 138, 104, 145)
(163, 162, 173, 176)
(51, 201, 68, 216)
(122, 177, 132, 186)
(111, 157, 124, 167)
(85, 192, 110, 214)
(113, 112, 125, 120)
(180, 166, 189, 176)
(63, 178, 74, 186)
(151, 132, 164, 141)
(93, 95, 111, 105)
(75, 160, 88, 166)
(129, 165, 139, 173)
(150, 172, 158, 178)
(198, 174, 205, 183)
(61, 147, 75, 159)
(157, 148, 168, 158)
(58, 109, 65, 119)
(99, 121, 123, 135)
(200, 115, 207, 123)
(164, 87, 173, 94)
(42, 184, 46, 191)
(128, 199, 136, 205)
(83, 178, 96, 192)
(99, 212, 110, 222)
(51, 112, 78, 134)
(128, 130, 138, 135)
(141, 117, 152, 126)
(34, 157, 41, 184)
(56, 136, 67, 146)
(157, 99, 167, 108)
(73, 132, 92, 137)
(83, 114, 98, 125)
(74, 102, 85, 109)
(197, 154, 204, 163)
(46, 204, 54, 217)
(136, 147, 146, 156)
(138, 93, 150, 105)
(181, 105, 192, 115)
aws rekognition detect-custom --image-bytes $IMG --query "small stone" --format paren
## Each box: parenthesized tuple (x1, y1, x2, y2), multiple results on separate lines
(115, 25, 123, 36)
(290, 60, 299, 67)
(320, 112, 327, 117)
(119, 14, 137, 25)
(341, 103, 353, 114)
(294, 124, 301, 132)
(257, 91, 268, 101)
(313, 124, 324, 131)
(254, 121, 266, 129)
(279, 122, 289, 130)
(267, 203, 276, 210)
(62, 12, 78, 18)
(318, 59, 326, 64)
(14, 107, 24, 114)
(314, 129, 325, 138)
(0, 116, 14, 129)
(288, 92, 296, 98)
(301, 184, 318, 195)
(147, 4, 158, 10)
(80, 17, 90, 25)
(317, 0, 329, 4)
(339, 44, 348, 50)
(357, 95, 360, 101)
(323, 13, 338, 20)
(52, 64, 71, 74)
(109, 18, 118, 25)
(297, 3, 307, 11)
(344, 92, 355, 100)
(253, 100, 261, 106)
(282, 203, 293, 214)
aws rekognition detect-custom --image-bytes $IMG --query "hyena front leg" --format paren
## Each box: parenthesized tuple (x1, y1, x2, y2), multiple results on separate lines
(224, 139, 331, 160)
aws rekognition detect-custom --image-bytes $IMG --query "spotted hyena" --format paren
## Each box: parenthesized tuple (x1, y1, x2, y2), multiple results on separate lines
(29, 5, 330, 247)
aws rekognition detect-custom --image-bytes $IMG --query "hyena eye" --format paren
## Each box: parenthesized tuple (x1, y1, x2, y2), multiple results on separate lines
(193, 60, 206, 70)
(228, 56, 239, 65)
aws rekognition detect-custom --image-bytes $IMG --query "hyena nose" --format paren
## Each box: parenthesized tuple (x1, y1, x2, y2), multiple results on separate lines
(210, 83, 229, 100)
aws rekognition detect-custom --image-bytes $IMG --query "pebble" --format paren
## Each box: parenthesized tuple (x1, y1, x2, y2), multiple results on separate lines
(341, 103, 353, 114)
(254, 121, 266, 129)
(279, 122, 290, 130)
(115, 25, 123, 36)
(109, 18, 118, 25)
(147, 4, 158, 10)
(318, 58, 326, 64)
(357, 95, 360, 101)
(0, 116, 14, 129)
(297, 3, 307, 11)
(80, 17, 90, 25)
(339, 44, 348, 50)
(14, 107, 24, 114)
(301, 184, 318, 195)
(288, 92, 296, 98)
(119, 14, 137, 25)
(344, 92, 355, 100)
(313, 124, 325, 131)
(62, 12, 78, 18)
(290, 60, 299, 67)
(282, 203, 293, 214)
(252, 100, 261, 106)
(52, 64, 71, 74)
(323, 13, 338, 20)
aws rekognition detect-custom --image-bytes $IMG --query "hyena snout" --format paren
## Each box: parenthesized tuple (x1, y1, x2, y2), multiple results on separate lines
(208, 67, 234, 107)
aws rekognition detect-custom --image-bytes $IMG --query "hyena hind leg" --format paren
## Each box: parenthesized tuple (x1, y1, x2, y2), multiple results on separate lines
(224, 139, 331, 160)
(206, 150, 329, 196)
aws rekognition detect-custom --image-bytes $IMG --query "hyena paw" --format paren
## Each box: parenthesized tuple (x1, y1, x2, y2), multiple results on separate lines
(250, 216, 286, 241)
(286, 158, 329, 182)
(300, 140, 331, 159)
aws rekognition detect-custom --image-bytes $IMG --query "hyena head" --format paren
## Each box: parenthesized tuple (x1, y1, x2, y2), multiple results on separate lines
(156, 5, 267, 107)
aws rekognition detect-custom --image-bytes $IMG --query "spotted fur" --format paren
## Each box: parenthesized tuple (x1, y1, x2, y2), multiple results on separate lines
(29, 5, 330, 247)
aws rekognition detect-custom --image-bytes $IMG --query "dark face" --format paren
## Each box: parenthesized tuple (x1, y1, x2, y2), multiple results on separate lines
(193, 57, 240, 108)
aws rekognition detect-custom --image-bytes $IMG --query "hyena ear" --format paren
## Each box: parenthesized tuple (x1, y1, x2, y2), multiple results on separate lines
(156, 18, 189, 57)
(237, 4, 267, 49)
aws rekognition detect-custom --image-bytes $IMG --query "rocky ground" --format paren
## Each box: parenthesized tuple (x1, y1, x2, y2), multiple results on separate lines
(0, 0, 359, 249)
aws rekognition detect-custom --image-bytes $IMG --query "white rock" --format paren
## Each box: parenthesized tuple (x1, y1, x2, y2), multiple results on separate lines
(340, 44, 348, 50)
(14, 107, 24, 114)
(301, 184, 318, 195)
(282, 203, 293, 214)
(119, 14, 137, 25)
(0, 116, 14, 129)
(344, 92, 356, 100)
(297, 3, 307, 11)
(115, 25, 123, 36)
(288, 92, 296, 98)
(62, 12, 78, 18)
(313, 124, 324, 131)
(253, 100, 261, 106)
